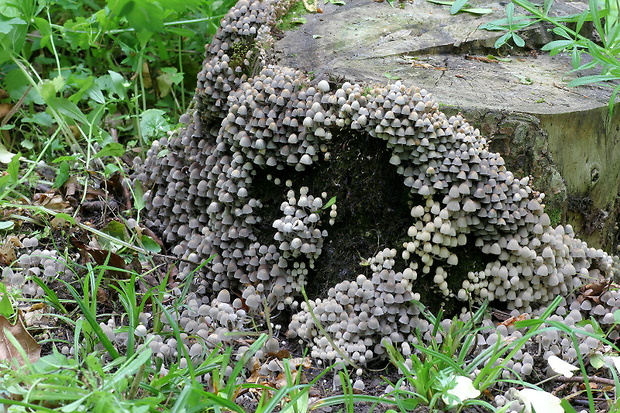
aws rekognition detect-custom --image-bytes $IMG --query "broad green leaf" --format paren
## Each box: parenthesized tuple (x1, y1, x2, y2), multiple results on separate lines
(459, 7, 493, 15)
(551, 25, 571, 39)
(133, 179, 145, 211)
(0, 221, 14, 230)
(93, 142, 125, 159)
(0, 16, 25, 34)
(67, 75, 96, 104)
(487, 55, 512, 62)
(99, 221, 130, 250)
(101, 221, 129, 242)
(450, 0, 469, 14)
(0, 15, 27, 61)
(157, 67, 184, 98)
(571, 47, 582, 69)
(158, 0, 205, 12)
(52, 155, 79, 163)
(0, 283, 14, 318)
(87, 87, 106, 105)
(494, 32, 512, 48)
(140, 108, 171, 142)
(589, 353, 606, 369)
(5, 69, 44, 104)
(512, 33, 525, 47)
(541, 40, 574, 56)
(40, 76, 66, 101)
(94, 71, 128, 100)
(104, 163, 121, 176)
(46, 97, 89, 125)
(54, 213, 76, 225)
(140, 235, 161, 253)
(541, 39, 574, 50)
(567, 73, 620, 87)
(22, 111, 54, 127)
(7, 151, 20, 183)
(290, 16, 307, 24)
(112, 0, 165, 33)
(0, 175, 10, 195)
(33, 17, 51, 50)
(53, 161, 70, 189)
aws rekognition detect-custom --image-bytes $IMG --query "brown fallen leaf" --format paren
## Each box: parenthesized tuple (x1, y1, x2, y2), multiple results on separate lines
(23, 303, 57, 334)
(274, 357, 311, 389)
(105, 172, 131, 211)
(33, 191, 72, 212)
(0, 240, 17, 266)
(70, 238, 132, 279)
(499, 313, 529, 327)
(578, 279, 612, 304)
(411, 62, 447, 71)
(465, 55, 500, 64)
(247, 358, 263, 384)
(63, 175, 80, 198)
(0, 103, 13, 119)
(0, 312, 41, 366)
(268, 348, 292, 359)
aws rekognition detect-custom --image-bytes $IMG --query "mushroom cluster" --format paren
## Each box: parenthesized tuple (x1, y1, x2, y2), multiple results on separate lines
(132, 0, 620, 366)
(5, 243, 72, 298)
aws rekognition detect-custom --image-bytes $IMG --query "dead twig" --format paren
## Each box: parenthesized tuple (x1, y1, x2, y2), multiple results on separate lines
(555, 375, 616, 386)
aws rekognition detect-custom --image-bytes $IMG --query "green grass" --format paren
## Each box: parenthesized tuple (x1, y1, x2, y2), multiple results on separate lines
(1, 0, 620, 411)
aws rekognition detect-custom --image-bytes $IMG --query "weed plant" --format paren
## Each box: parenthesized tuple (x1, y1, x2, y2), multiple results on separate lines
(2, 0, 620, 411)
(0, 0, 237, 198)
(480, 0, 620, 113)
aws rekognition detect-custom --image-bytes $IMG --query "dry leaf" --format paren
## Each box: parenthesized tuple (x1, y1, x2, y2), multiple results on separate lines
(33, 191, 71, 212)
(142, 62, 153, 89)
(70, 238, 130, 279)
(63, 175, 80, 198)
(499, 313, 529, 327)
(0, 312, 41, 366)
(0, 103, 13, 119)
(0, 241, 17, 266)
(270, 348, 292, 359)
(302, 0, 317, 12)
(411, 62, 447, 71)
(247, 359, 263, 384)
(578, 279, 612, 304)
(465, 55, 500, 64)
(105, 172, 131, 211)
(274, 357, 311, 389)
(23, 304, 56, 333)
